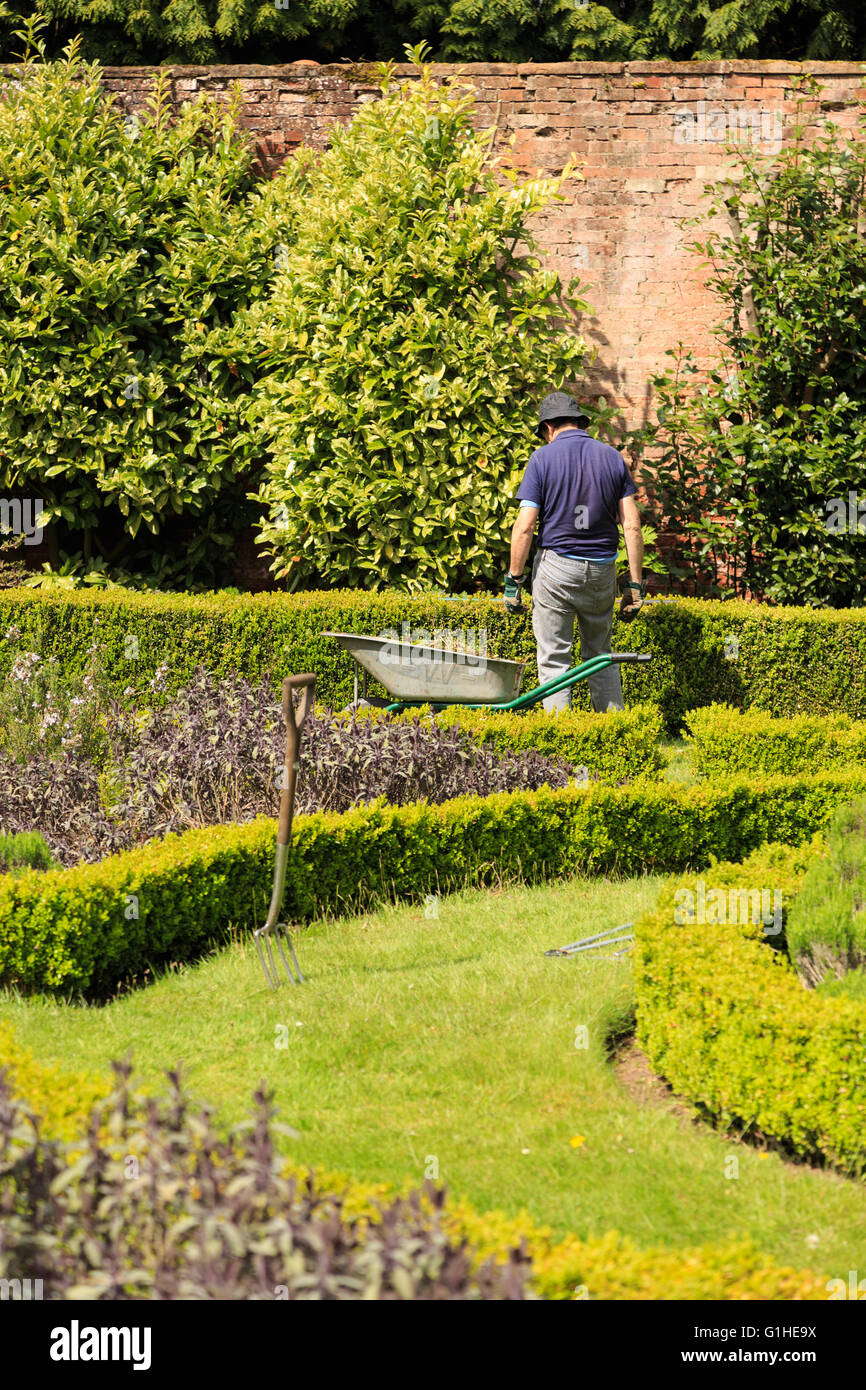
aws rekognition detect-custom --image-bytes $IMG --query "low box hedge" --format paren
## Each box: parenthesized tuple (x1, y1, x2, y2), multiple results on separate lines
(0, 1021, 112, 1142)
(5, 768, 866, 999)
(346, 702, 665, 782)
(634, 839, 866, 1174)
(4, 587, 866, 731)
(684, 704, 866, 779)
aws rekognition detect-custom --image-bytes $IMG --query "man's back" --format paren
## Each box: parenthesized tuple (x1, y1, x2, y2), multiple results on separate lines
(517, 427, 636, 562)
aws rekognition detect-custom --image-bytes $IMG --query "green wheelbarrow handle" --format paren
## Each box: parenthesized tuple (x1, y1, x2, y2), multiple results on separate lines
(385, 652, 652, 714)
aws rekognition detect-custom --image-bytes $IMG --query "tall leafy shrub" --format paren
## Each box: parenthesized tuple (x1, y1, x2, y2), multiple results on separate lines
(242, 50, 589, 592)
(632, 81, 866, 606)
(0, 30, 302, 589)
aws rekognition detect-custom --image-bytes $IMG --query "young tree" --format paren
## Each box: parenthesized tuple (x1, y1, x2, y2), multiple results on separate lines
(633, 80, 866, 606)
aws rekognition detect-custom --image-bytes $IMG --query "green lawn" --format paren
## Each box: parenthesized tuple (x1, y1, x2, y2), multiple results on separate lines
(818, 970, 866, 1002)
(3, 870, 862, 1277)
(660, 737, 696, 785)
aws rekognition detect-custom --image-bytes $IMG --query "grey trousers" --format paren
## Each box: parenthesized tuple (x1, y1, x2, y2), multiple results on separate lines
(531, 549, 623, 713)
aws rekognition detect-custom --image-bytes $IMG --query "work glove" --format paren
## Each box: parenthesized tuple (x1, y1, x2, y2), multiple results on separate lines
(619, 578, 646, 623)
(504, 570, 525, 613)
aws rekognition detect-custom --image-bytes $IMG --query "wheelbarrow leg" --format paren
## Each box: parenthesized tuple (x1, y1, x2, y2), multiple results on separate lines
(254, 675, 316, 990)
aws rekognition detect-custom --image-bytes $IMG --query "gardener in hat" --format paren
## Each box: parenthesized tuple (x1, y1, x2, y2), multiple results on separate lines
(504, 391, 645, 713)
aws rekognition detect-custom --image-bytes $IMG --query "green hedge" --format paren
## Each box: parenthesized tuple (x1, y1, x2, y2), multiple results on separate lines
(684, 704, 866, 779)
(346, 702, 665, 782)
(634, 839, 866, 1173)
(5, 768, 866, 999)
(3, 588, 866, 731)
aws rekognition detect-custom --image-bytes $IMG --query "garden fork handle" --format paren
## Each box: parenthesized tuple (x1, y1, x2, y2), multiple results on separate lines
(282, 672, 317, 734)
(278, 674, 316, 848)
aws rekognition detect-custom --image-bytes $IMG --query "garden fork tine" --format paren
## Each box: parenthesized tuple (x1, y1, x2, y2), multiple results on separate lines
(255, 673, 316, 990)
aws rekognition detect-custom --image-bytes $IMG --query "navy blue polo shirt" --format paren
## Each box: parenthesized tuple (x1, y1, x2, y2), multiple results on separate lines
(516, 428, 637, 562)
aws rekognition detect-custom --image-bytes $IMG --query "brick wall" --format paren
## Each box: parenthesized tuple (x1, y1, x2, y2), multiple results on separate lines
(84, 59, 865, 430)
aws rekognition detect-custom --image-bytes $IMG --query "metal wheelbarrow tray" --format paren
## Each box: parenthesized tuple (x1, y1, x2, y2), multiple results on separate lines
(324, 631, 651, 713)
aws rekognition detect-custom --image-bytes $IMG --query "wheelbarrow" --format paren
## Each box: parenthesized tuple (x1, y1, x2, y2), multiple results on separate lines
(323, 630, 651, 713)
(254, 672, 316, 990)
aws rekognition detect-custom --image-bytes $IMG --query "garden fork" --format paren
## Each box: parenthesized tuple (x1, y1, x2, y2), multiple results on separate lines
(255, 672, 316, 989)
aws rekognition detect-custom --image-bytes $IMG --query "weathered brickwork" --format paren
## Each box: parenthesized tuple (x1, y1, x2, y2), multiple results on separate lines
(6, 59, 865, 429)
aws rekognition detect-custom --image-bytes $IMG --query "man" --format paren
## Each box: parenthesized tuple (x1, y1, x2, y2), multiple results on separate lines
(504, 391, 645, 713)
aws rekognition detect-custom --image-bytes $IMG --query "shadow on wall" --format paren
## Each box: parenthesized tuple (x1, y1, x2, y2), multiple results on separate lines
(579, 317, 657, 442)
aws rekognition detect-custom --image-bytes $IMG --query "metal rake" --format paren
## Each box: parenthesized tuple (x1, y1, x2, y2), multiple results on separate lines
(544, 922, 634, 959)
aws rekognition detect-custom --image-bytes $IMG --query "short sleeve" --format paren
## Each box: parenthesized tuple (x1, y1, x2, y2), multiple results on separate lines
(619, 454, 637, 500)
(517, 453, 542, 506)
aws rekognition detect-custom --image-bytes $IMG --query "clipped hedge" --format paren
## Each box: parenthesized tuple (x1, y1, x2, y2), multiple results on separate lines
(347, 702, 665, 782)
(684, 704, 866, 779)
(0, 1025, 828, 1300)
(634, 838, 866, 1173)
(4, 587, 866, 731)
(0, 1021, 111, 1142)
(6, 769, 866, 998)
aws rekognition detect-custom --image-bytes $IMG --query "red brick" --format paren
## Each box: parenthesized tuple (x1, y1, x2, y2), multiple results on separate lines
(82, 58, 863, 429)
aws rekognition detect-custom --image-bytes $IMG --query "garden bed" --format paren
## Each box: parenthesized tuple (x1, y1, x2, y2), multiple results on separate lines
(5, 768, 866, 998)
(0, 634, 658, 867)
(4, 587, 866, 731)
(3, 873, 857, 1295)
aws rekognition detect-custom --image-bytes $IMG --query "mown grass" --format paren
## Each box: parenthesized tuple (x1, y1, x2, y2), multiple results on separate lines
(660, 737, 697, 786)
(3, 870, 863, 1277)
(818, 970, 866, 1002)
